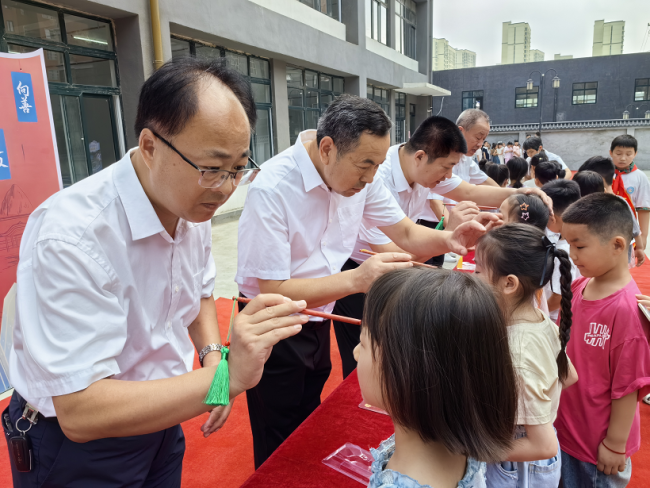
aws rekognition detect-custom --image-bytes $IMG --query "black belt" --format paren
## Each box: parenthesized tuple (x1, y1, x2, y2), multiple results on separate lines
(14, 392, 59, 424)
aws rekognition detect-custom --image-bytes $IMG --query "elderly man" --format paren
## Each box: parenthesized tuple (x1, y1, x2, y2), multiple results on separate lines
(236, 96, 487, 467)
(331, 113, 553, 378)
(5, 57, 308, 487)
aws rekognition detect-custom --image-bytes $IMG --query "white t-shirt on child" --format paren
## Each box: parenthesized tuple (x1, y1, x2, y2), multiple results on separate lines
(619, 168, 650, 211)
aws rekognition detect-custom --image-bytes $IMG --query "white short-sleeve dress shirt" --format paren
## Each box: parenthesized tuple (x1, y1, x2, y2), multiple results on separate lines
(350, 144, 430, 263)
(9, 149, 216, 417)
(235, 131, 406, 316)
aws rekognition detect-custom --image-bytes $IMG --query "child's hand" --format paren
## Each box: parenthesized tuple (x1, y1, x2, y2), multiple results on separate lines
(597, 441, 627, 475)
(637, 294, 650, 310)
(634, 247, 646, 266)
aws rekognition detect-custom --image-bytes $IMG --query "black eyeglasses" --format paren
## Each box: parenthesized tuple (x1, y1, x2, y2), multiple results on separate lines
(151, 130, 260, 189)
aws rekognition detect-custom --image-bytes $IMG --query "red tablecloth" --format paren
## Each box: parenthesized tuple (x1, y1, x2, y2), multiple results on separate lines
(240, 370, 394, 487)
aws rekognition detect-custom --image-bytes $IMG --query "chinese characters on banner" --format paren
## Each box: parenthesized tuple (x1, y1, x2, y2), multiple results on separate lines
(0, 49, 62, 392)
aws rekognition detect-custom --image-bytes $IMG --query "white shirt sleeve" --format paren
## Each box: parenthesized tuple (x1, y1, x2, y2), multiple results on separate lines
(18, 239, 125, 398)
(201, 224, 217, 298)
(358, 222, 392, 246)
(633, 172, 650, 210)
(468, 160, 488, 184)
(362, 180, 406, 230)
(237, 187, 292, 281)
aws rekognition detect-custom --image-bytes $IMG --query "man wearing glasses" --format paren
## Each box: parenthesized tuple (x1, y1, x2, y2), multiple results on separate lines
(5, 57, 308, 487)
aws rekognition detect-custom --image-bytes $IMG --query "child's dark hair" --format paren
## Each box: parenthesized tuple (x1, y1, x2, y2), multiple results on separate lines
(404, 116, 467, 160)
(486, 163, 510, 187)
(572, 170, 604, 196)
(522, 136, 542, 152)
(610, 134, 638, 153)
(363, 268, 517, 462)
(505, 194, 549, 230)
(578, 156, 615, 186)
(563, 193, 634, 244)
(477, 224, 573, 383)
(529, 153, 548, 171)
(478, 158, 489, 173)
(536, 160, 565, 185)
(506, 157, 528, 188)
(541, 179, 581, 214)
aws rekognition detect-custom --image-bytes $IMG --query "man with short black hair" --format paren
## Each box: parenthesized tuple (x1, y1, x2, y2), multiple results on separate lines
(6, 57, 309, 487)
(236, 96, 487, 467)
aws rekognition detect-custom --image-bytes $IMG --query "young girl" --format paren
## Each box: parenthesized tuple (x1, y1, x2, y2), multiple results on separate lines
(523, 154, 548, 188)
(474, 224, 579, 488)
(355, 268, 518, 488)
(486, 163, 510, 187)
(498, 194, 549, 231)
(506, 157, 528, 189)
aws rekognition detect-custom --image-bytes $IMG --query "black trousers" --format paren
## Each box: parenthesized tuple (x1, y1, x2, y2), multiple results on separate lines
(3, 392, 184, 488)
(239, 297, 332, 469)
(416, 219, 446, 267)
(332, 259, 365, 379)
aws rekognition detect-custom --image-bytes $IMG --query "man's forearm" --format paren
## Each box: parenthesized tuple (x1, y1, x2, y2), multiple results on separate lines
(605, 391, 638, 450)
(188, 297, 223, 366)
(382, 219, 452, 258)
(444, 181, 514, 207)
(258, 272, 358, 309)
(53, 366, 222, 443)
(480, 177, 499, 188)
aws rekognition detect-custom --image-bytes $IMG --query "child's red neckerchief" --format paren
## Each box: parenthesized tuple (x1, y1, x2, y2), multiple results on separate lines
(613, 162, 637, 219)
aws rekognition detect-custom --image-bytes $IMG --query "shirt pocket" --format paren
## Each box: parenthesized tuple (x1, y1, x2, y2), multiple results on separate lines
(338, 202, 365, 250)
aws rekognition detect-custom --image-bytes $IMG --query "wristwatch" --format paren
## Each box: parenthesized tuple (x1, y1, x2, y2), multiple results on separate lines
(199, 343, 223, 367)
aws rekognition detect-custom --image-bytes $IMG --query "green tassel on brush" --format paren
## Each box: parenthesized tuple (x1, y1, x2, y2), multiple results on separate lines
(204, 346, 230, 406)
(435, 216, 445, 230)
(204, 299, 236, 407)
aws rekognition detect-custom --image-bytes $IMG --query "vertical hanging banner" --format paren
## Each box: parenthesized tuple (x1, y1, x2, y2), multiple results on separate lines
(0, 49, 62, 393)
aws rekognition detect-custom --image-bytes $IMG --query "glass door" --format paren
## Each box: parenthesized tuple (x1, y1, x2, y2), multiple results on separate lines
(81, 95, 119, 175)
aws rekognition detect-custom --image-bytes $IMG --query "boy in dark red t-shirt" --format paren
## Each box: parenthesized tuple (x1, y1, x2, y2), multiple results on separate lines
(555, 193, 650, 487)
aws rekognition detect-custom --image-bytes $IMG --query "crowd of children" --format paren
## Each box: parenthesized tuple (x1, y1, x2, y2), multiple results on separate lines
(356, 134, 650, 488)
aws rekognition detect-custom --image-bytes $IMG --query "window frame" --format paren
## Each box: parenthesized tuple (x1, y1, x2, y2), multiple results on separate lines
(462, 90, 484, 111)
(395, 92, 406, 143)
(367, 0, 388, 45)
(0, 0, 125, 185)
(298, 0, 341, 22)
(635, 78, 650, 102)
(571, 81, 597, 105)
(395, 0, 416, 60)
(515, 86, 539, 109)
(286, 65, 344, 145)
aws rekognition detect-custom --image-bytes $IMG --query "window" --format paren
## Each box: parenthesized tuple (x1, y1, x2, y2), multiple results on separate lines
(169, 37, 274, 164)
(287, 66, 344, 145)
(572, 82, 597, 105)
(395, 92, 406, 143)
(367, 84, 390, 116)
(462, 90, 484, 111)
(395, 0, 416, 59)
(1, 0, 123, 188)
(635, 79, 650, 102)
(366, 0, 387, 45)
(515, 86, 538, 108)
(299, 0, 340, 21)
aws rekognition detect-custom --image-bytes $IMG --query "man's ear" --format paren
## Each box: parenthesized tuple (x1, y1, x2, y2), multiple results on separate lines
(139, 129, 156, 170)
(413, 150, 429, 166)
(319, 136, 336, 166)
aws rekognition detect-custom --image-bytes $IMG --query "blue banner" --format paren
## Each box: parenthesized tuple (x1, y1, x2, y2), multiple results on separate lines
(0, 129, 10, 181)
(11, 71, 38, 123)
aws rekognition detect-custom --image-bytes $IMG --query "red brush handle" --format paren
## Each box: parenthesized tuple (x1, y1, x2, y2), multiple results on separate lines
(234, 297, 362, 325)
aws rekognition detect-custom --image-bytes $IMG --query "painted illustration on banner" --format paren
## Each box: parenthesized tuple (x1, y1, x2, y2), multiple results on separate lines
(0, 50, 62, 392)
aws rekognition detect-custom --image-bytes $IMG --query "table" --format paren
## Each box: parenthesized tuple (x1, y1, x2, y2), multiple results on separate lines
(240, 370, 394, 487)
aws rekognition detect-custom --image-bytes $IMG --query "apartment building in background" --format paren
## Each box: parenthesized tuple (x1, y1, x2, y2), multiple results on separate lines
(0, 0, 449, 216)
(501, 21, 531, 64)
(530, 49, 545, 62)
(432, 37, 475, 71)
(593, 20, 625, 56)
(554, 53, 573, 60)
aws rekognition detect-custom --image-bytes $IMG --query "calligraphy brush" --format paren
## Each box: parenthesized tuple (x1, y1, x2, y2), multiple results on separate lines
(359, 249, 438, 270)
(235, 296, 362, 325)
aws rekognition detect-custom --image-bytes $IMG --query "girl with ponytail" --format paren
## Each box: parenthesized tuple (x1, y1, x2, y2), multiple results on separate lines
(474, 223, 578, 488)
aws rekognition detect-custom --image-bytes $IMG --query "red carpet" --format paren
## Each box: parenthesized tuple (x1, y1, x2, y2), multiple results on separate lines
(1, 274, 650, 486)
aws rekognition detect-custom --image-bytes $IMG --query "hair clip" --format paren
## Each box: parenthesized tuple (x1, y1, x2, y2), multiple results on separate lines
(521, 212, 530, 221)
(519, 202, 529, 211)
